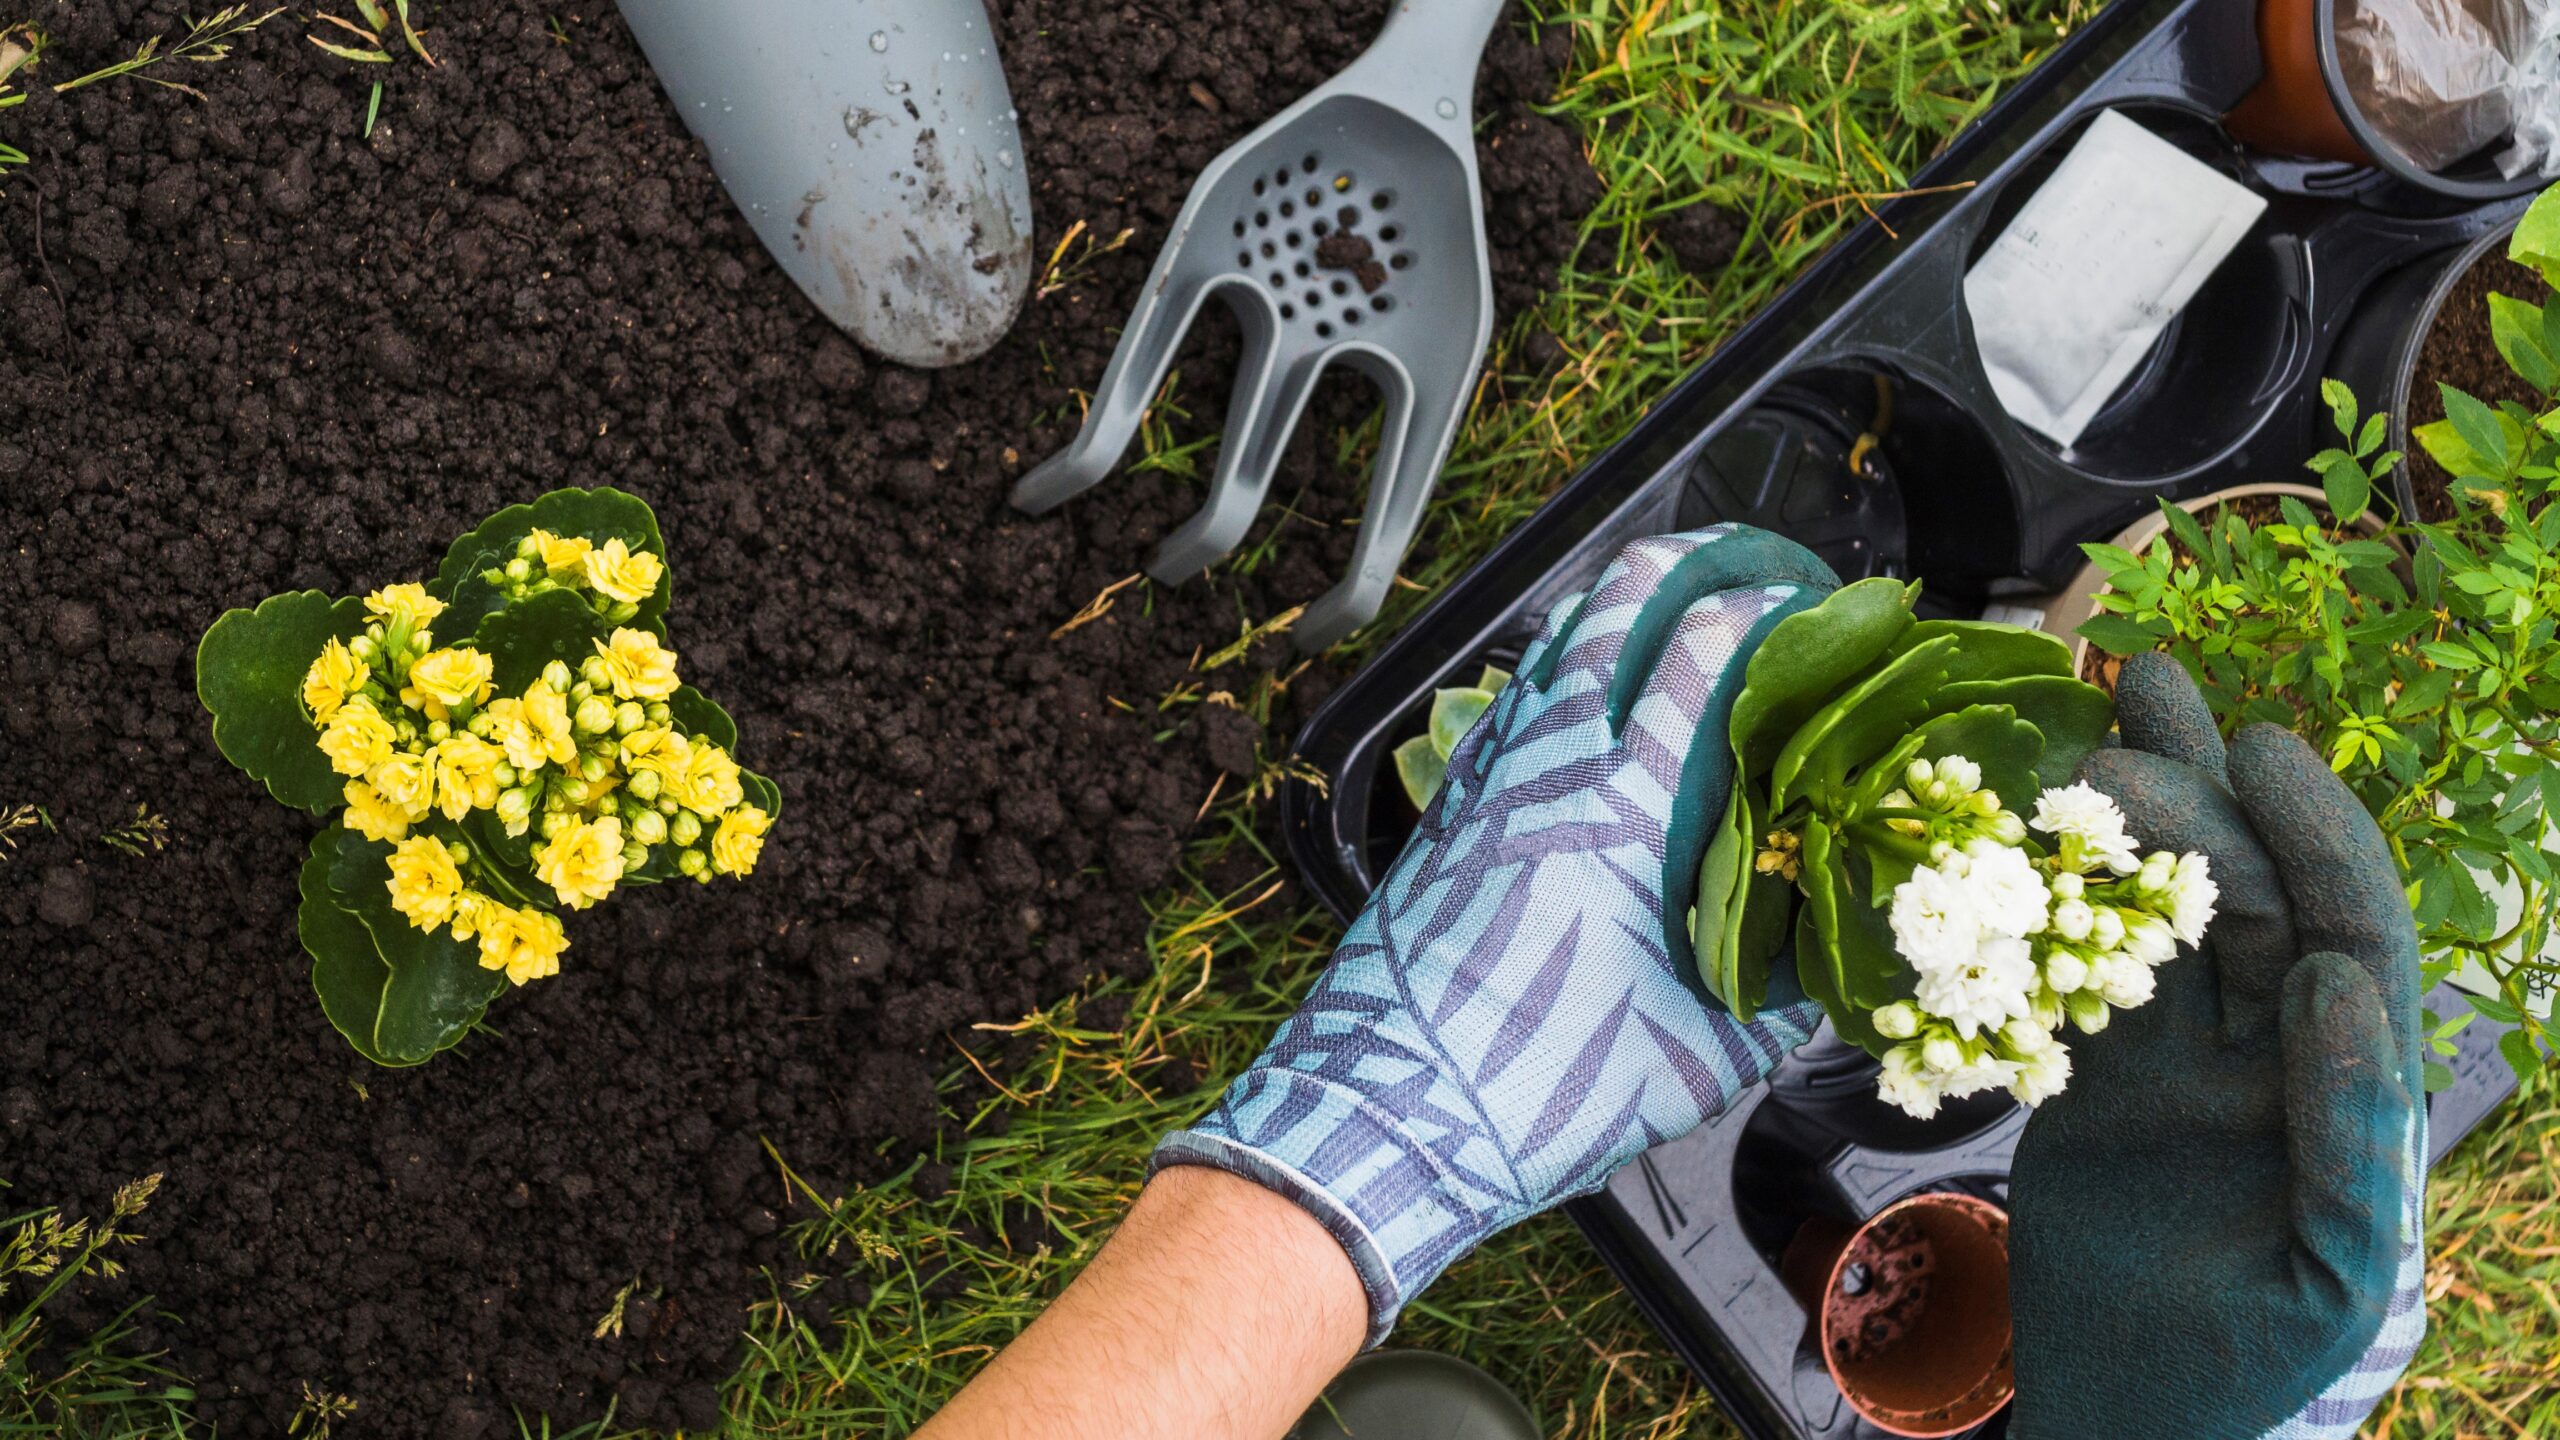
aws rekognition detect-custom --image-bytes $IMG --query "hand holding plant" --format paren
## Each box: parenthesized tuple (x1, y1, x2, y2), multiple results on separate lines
(197, 488, 778, 1066)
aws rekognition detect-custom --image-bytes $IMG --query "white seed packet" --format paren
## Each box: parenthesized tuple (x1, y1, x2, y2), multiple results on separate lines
(1964, 111, 2269, 448)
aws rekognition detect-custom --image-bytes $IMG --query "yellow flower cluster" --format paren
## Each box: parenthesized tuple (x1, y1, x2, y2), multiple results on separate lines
(304, 571, 772, 988)
(480, 527, 667, 621)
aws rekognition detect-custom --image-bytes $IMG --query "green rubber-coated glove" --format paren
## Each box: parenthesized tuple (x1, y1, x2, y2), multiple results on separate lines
(2008, 653, 2424, 1440)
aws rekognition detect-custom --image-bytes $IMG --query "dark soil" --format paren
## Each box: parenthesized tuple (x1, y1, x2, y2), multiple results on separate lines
(0, 3, 1598, 1435)
(2405, 244, 2546, 521)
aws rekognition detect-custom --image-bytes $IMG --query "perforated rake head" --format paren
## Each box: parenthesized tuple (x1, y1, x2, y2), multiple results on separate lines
(1009, 0, 1511, 652)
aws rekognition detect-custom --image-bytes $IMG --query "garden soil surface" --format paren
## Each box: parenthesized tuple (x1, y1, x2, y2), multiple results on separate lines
(0, 2, 1606, 1434)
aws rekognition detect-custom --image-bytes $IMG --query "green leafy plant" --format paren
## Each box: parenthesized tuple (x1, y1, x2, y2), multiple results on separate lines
(2079, 183, 2560, 1079)
(2, 1174, 198, 1435)
(0, 7, 281, 178)
(195, 488, 780, 1066)
(1390, 664, 1512, 809)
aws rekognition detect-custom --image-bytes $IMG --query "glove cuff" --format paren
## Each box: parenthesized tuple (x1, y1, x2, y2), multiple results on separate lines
(2266, 1104, 2429, 1439)
(1150, 1070, 1489, 1347)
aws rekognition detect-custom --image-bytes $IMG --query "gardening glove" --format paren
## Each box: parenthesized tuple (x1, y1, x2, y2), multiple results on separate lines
(2008, 652, 2426, 1440)
(1154, 525, 1842, 1345)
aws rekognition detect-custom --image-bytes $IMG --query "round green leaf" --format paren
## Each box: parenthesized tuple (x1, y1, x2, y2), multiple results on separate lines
(1936, 675, 2112, 791)
(1911, 703, 2048, 819)
(299, 835, 403, 1067)
(667, 683, 740, 751)
(1731, 577, 1916, 774)
(197, 591, 369, 813)
(1427, 686, 1497, 759)
(1896, 618, 2073, 684)
(1392, 734, 1448, 811)
(434, 487, 670, 636)
(315, 824, 509, 1066)
(1771, 635, 1957, 811)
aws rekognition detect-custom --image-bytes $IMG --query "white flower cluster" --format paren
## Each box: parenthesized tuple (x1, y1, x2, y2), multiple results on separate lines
(1867, 765, 2217, 1119)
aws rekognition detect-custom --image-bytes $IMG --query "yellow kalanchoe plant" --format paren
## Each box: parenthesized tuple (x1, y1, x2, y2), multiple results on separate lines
(196, 487, 778, 1066)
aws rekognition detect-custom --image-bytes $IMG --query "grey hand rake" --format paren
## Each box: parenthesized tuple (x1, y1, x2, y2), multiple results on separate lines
(1010, 0, 1510, 651)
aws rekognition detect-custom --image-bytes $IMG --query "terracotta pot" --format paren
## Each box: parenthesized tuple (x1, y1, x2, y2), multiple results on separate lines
(2226, 0, 2374, 166)
(2029, 482, 2394, 681)
(1780, 1193, 2014, 1437)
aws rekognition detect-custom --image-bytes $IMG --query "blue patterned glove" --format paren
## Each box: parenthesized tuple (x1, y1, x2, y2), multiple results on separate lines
(1155, 525, 1841, 1343)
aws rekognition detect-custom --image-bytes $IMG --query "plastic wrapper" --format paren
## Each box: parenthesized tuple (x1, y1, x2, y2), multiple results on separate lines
(2336, 0, 2521, 172)
(2500, 2, 2560, 174)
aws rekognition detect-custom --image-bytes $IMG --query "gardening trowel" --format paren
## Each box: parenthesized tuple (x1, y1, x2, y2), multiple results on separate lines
(620, 0, 1034, 368)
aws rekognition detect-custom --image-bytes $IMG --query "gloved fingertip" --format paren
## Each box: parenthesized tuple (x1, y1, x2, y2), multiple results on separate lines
(2112, 651, 2227, 778)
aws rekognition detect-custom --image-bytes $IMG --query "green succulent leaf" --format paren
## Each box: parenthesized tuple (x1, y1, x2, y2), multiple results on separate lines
(303, 824, 508, 1066)
(1770, 634, 1957, 811)
(1793, 819, 1898, 1054)
(1897, 618, 2074, 685)
(667, 683, 741, 751)
(1393, 734, 1447, 811)
(1476, 665, 1515, 694)
(1692, 788, 1751, 1011)
(470, 587, 613, 695)
(1935, 675, 2110, 790)
(1729, 577, 1916, 775)
(1719, 785, 1794, 1020)
(1427, 686, 1498, 757)
(434, 486, 670, 636)
(197, 590, 369, 813)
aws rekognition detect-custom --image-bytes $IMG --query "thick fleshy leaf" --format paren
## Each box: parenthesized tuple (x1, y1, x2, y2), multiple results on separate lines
(1713, 783, 1793, 1021)
(1912, 704, 2048, 819)
(470, 587, 613, 695)
(1476, 665, 1515, 694)
(1393, 734, 1447, 811)
(314, 824, 508, 1065)
(298, 836, 403, 1067)
(434, 487, 670, 636)
(1794, 818, 1887, 1052)
(197, 591, 368, 812)
(1692, 788, 1750, 1009)
(1897, 618, 2074, 684)
(1771, 635, 1956, 811)
(667, 684, 740, 751)
(1427, 686, 1497, 758)
(1730, 577, 1916, 775)
(1937, 675, 2112, 792)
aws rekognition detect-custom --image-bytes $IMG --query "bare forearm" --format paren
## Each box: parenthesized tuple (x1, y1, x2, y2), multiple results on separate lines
(914, 1164, 1366, 1440)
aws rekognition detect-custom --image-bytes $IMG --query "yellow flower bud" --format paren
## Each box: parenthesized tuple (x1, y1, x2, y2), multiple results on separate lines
(428, 733, 506, 822)
(527, 527, 594, 578)
(342, 779, 414, 843)
(593, 627, 680, 701)
(363, 583, 447, 629)
(318, 699, 398, 778)
(385, 834, 466, 932)
(408, 647, 495, 711)
(302, 637, 369, 721)
(710, 805, 770, 877)
(581, 538, 664, 604)
(366, 751, 435, 821)
(534, 814, 626, 910)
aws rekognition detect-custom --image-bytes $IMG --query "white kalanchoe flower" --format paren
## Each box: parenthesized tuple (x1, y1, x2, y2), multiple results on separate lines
(2094, 953, 2158, 1009)
(1878, 1044, 1943, 1120)
(2042, 950, 2091, 995)
(2121, 912, 2179, 966)
(1959, 839, 2050, 938)
(2050, 896, 2096, 942)
(1935, 755, 1984, 795)
(1936, 1051, 2024, 1102)
(2001, 1017, 2054, 1055)
(2009, 1043, 2072, 1106)
(1914, 934, 2038, 1040)
(1890, 863, 1984, 975)
(1873, 1002, 1922, 1040)
(2161, 852, 2218, 945)
(2031, 781, 2142, 875)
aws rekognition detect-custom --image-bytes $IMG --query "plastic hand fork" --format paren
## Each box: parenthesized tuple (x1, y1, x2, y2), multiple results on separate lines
(1010, 0, 1510, 651)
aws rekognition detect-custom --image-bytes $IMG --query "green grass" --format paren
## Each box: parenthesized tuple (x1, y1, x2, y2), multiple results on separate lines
(6, 2, 2554, 1436)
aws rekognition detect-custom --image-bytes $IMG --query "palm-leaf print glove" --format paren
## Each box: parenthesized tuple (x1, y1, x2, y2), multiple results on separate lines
(1154, 525, 1842, 1344)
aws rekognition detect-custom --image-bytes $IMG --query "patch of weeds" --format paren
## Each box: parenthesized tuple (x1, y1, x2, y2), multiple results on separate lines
(306, 0, 437, 137)
(286, 1382, 357, 1438)
(1, 1174, 201, 1439)
(1035, 219, 1135, 302)
(0, 803, 52, 860)
(0, 7, 281, 178)
(97, 805, 169, 859)
(1128, 372, 1217, 484)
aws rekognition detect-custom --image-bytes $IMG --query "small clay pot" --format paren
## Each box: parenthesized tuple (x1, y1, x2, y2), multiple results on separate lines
(1780, 1193, 2014, 1438)
(2226, 0, 2374, 167)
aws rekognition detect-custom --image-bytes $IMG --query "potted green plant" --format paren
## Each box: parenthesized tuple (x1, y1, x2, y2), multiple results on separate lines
(2078, 181, 2560, 1070)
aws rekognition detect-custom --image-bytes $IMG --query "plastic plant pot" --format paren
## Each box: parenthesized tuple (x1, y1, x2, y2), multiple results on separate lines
(1778, 1193, 2015, 1438)
(2224, 0, 2539, 199)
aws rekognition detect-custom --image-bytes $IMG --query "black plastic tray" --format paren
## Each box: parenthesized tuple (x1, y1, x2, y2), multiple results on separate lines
(1281, 0, 2531, 1433)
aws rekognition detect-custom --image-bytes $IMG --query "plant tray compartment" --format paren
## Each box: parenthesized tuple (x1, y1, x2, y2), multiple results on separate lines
(1282, 0, 2532, 1433)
